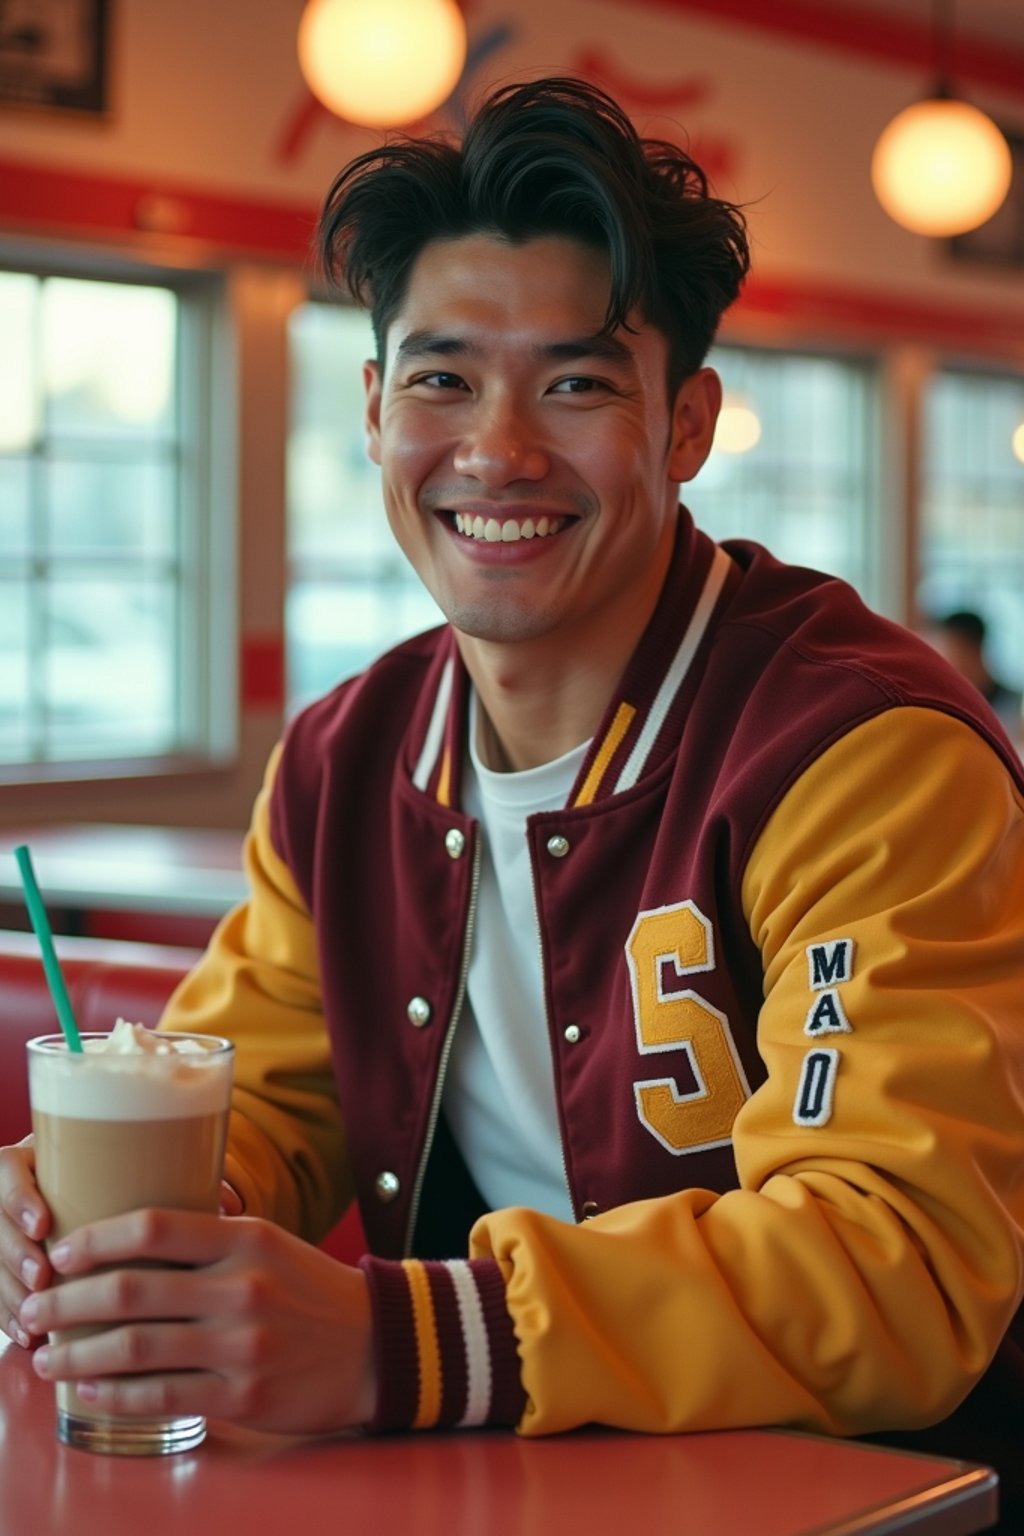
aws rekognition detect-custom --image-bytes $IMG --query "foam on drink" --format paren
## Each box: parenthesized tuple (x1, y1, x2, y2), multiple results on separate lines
(29, 1020, 231, 1120)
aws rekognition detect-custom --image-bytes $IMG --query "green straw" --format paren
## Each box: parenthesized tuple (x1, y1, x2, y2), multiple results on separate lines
(13, 844, 83, 1053)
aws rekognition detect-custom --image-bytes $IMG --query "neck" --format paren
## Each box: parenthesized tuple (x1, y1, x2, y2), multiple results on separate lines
(456, 561, 673, 773)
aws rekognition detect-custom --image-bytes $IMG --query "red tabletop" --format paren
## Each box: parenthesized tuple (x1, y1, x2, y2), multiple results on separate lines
(0, 824, 247, 919)
(0, 1338, 997, 1536)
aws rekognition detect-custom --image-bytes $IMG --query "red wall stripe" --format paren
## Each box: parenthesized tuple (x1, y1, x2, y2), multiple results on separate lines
(734, 276, 1024, 352)
(613, 0, 1024, 101)
(2, 160, 1021, 355)
(0, 157, 318, 261)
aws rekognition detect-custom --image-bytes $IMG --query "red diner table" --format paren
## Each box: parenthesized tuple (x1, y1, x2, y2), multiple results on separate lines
(0, 1338, 998, 1536)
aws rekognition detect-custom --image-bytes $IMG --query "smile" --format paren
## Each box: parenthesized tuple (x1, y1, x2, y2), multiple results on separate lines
(452, 512, 568, 543)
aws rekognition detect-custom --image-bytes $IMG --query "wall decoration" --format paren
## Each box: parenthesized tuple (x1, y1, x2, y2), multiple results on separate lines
(0, 0, 108, 115)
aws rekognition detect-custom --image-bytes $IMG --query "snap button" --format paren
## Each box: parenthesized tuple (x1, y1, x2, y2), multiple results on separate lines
(407, 996, 432, 1028)
(580, 1200, 600, 1221)
(563, 1024, 581, 1044)
(546, 834, 570, 858)
(445, 828, 466, 859)
(375, 1171, 401, 1202)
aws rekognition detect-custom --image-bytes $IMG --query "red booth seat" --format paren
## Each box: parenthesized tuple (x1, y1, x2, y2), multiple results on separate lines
(0, 929, 364, 1263)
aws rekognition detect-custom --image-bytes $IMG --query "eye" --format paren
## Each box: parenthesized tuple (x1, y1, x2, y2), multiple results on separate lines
(412, 371, 469, 391)
(549, 376, 610, 395)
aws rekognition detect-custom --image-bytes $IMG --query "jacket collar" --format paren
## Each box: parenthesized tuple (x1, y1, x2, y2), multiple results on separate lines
(409, 508, 738, 809)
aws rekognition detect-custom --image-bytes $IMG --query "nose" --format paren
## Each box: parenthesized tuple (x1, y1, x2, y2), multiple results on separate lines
(452, 396, 549, 486)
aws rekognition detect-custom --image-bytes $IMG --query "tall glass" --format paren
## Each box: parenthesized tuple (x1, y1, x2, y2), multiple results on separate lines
(27, 1030, 234, 1455)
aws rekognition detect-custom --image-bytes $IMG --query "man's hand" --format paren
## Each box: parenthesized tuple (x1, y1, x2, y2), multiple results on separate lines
(0, 1138, 52, 1349)
(17, 1210, 376, 1435)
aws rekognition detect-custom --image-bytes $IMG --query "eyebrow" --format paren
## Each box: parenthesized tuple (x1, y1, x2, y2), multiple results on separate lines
(394, 329, 638, 372)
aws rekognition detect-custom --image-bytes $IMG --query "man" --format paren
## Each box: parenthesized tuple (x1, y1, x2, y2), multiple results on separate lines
(3, 75, 1024, 1508)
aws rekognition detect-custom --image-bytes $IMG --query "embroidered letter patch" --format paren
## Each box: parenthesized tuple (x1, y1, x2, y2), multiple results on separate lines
(806, 938, 854, 991)
(793, 1048, 839, 1127)
(803, 989, 851, 1037)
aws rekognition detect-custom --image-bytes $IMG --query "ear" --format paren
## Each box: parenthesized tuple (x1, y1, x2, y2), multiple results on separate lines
(364, 358, 382, 466)
(667, 367, 722, 484)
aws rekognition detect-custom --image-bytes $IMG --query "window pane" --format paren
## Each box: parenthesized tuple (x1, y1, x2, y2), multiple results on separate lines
(699, 347, 876, 597)
(47, 456, 177, 557)
(0, 268, 198, 771)
(42, 279, 177, 441)
(0, 272, 38, 454)
(0, 458, 32, 551)
(287, 579, 443, 704)
(287, 301, 443, 709)
(44, 578, 177, 757)
(0, 581, 30, 759)
(918, 369, 1024, 695)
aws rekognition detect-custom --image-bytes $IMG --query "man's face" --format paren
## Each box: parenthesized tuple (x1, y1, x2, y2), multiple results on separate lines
(364, 233, 719, 656)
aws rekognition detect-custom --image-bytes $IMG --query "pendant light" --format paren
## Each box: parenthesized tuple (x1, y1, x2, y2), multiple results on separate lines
(870, 0, 1012, 237)
(297, 0, 467, 129)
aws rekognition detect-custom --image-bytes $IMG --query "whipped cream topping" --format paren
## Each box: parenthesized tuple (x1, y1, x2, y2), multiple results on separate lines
(89, 1018, 206, 1055)
(28, 1026, 232, 1120)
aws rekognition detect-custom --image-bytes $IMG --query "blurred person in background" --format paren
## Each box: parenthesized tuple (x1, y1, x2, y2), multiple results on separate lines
(924, 609, 1021, 744)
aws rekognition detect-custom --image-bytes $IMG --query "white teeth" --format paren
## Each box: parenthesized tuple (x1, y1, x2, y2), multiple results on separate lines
(452, 512, 565, 542)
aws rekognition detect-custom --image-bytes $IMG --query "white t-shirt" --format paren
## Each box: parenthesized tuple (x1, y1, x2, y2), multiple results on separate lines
(440, 693, 588, 1222)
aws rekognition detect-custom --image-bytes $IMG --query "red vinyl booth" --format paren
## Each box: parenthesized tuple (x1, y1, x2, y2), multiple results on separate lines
(0, 928, 365, 1263)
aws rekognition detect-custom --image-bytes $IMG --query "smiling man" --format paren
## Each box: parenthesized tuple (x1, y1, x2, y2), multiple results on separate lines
(3, 75, 1024, 1524)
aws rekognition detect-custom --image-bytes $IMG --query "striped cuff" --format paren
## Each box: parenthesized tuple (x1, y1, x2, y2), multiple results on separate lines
(360, 1255, 526, 1432)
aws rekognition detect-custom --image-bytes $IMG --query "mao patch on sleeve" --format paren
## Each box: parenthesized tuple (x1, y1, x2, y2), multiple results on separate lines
(804, 989, 851, 1037)
(793, 1048, 839, 1127)
(806, 938, 854, 991)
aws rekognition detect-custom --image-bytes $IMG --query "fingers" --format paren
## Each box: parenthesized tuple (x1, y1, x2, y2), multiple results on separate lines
(219, 1180, 244, 1217)
(44, 1207, 245, 1278)
(21, 1258, 233, 1337)
(14, 1207, 376, 1436)
(0, 1139, 49, 1243)
(32, 1322, 234, 1421)
(0, 1140, 52, 1348)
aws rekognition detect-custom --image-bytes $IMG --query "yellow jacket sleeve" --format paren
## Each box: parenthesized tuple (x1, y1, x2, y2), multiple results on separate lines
(159, 746, 351, 1240)
(473, 708, 1024, 1438)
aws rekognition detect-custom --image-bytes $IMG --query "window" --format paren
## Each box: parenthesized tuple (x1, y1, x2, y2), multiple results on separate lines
(0, 264, 227, 772)
(917, 368, 1024, 691)
(699, 345, 880, 600)
(286, 301, 442, 710)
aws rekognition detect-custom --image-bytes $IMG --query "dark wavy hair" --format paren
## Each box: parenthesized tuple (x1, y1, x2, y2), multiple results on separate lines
(317, 76, 750, 393)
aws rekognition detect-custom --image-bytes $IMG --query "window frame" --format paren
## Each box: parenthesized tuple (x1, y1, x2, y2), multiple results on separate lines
(0, 239, 237, 786)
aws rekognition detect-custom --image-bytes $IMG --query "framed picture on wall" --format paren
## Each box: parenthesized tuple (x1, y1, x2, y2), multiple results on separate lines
(0, 0, 109, 116)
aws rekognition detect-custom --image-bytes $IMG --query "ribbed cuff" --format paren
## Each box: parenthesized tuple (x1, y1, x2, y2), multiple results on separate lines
(360, 1255, 526, 1432)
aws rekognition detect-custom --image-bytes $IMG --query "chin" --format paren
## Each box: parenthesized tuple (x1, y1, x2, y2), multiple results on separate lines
(446, 601, 553, 645)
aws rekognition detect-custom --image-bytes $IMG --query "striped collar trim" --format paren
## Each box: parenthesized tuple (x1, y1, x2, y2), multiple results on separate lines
(412, 654, 455, 800)
(410, 529, 735, 809)
(605, 541, 733, 798)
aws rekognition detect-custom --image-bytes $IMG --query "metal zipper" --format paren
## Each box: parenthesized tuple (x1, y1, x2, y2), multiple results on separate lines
(529, 841, 576, 1220)
(402, 833, 482, 1257)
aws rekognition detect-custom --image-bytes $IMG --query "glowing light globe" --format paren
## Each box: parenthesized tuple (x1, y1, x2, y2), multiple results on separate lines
(871, 98, 1012, 237)
(297, 0, 467, 129)
(714, 395, 762, 455)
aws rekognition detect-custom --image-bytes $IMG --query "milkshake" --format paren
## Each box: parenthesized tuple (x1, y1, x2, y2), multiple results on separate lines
(27, 1023, 234, 1455)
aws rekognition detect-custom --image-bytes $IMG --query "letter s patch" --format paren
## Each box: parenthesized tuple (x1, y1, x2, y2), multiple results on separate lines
(626, 901, 750, 1155)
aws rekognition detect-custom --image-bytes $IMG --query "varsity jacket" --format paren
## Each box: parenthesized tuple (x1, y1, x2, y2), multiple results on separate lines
(162, 509, 1024, 1462)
